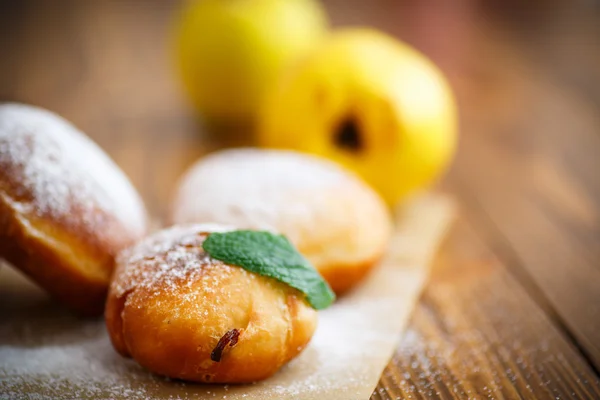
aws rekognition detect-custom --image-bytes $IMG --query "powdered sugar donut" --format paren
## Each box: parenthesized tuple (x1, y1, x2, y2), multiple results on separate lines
(0, 104, 148, 315)
(105, 224, 316, 383)
(170, 148, 392, 294)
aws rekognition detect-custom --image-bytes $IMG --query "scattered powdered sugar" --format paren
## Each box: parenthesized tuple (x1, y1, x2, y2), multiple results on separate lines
(0, 103, 146, 237)
(0, 317, 191, 400)
(0, 273, 395, 400)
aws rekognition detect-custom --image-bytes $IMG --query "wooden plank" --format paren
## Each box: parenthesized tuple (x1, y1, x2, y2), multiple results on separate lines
(371, 217, 600, 400)
(449, 27, 600, 368)
(481, 1, 600, 109)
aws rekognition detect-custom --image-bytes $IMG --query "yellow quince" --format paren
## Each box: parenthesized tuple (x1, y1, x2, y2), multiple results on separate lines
(258, 29, 458, 205)
(175, 0, 328, 123)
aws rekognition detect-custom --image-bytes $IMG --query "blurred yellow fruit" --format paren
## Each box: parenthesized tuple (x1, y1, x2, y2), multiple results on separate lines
(175, 0, 328, 123)
(258, 29, 457, 206)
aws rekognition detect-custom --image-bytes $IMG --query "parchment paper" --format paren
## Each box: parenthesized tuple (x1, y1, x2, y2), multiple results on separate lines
(0, 194, 454, 400)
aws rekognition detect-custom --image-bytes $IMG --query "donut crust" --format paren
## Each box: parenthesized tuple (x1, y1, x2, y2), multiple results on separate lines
(105, 224, 317, 383)
(0, 104, 147, 315)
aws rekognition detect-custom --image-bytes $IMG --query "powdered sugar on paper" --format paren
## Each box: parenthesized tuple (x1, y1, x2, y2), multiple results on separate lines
(0, 194, 453, 400)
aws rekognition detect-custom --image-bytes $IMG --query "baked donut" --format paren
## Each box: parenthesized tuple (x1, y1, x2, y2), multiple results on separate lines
(170, 148, 392, 294)
(0, 103, 148, 316)
(105, 224, 317, 383)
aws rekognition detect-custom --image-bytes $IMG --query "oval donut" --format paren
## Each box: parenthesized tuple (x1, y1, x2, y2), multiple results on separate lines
(170, 148, 392, 294)
(105, 224, 317, 383)
(0, 104, 148, 315)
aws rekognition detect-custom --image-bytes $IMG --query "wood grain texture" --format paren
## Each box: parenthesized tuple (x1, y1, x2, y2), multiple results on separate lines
(450, 27, 600, 368)
(0, 0, 599, 398)
(371, 217, 600, 400)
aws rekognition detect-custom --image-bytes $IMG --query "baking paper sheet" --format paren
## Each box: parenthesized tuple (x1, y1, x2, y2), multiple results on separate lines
(0, 194, 454, 400)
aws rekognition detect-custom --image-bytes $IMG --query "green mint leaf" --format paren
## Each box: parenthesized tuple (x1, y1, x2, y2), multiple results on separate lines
(203, 230, 335, 310)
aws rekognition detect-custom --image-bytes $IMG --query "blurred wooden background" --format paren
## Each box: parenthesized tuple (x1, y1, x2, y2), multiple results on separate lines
(1, 0, 600, 398)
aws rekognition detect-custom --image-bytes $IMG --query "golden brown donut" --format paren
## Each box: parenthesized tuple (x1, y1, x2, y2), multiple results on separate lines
(105, 224, 317, 383)
(0, 103, 148, 316)
(170, 148, 392, 294)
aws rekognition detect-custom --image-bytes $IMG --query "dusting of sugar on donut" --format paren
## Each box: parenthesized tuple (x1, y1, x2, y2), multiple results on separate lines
(171, 148, 370, 241)
(112, 224, 246, 320)
(0, 103, 147, 240)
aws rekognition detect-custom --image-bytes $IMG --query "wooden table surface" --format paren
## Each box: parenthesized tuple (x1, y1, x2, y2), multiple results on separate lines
(1, 1, 600, 398)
